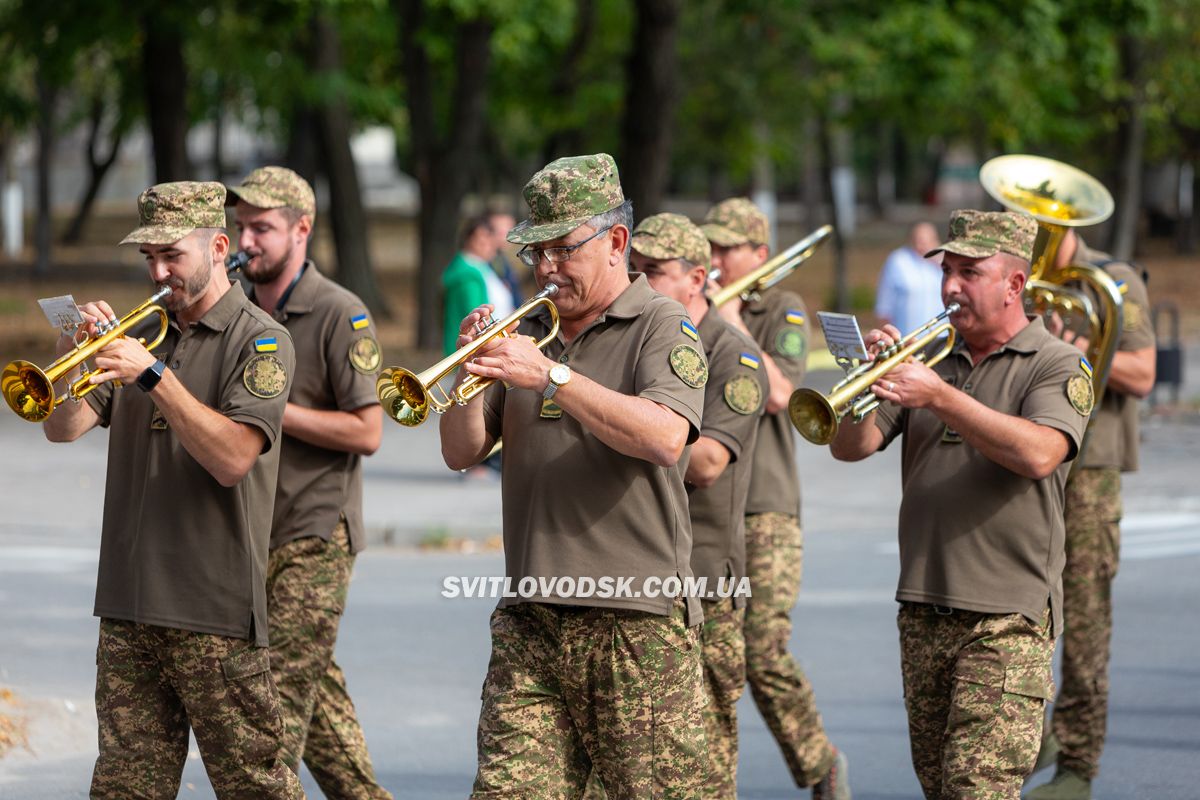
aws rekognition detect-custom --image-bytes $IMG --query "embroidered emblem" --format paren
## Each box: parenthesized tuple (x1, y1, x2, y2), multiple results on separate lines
(243, 354, 288, 398)
(669, 344, 708, 388)
(350, 313, 370, 331)
(680, 319, 699, 341)
(775, 327, 807, 359)
(1067, 373, 1094, 416)
(724, 375, 762, 416)
(254, 337, 278, 353)
(738, 351, 761, 370)
(348, 336, 381, 375)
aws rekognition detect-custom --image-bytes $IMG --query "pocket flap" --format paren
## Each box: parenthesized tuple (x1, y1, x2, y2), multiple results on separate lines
(1004, 663, 1054, 699)
(220, 646, 270, 682)
(956, 658, 1004, 687)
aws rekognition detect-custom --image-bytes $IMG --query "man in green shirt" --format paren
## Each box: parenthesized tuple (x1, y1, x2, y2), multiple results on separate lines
(442, 214, 509, 354)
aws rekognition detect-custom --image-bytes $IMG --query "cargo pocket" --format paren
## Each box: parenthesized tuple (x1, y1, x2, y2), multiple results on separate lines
(221, 644, 271, 682)
(947, 659, 1005, 733)
(1004, 662, 1054, 701)
(650, 669, 707, 794)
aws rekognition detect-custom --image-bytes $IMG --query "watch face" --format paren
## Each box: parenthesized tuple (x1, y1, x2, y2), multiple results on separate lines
(550, 364, 570, 385)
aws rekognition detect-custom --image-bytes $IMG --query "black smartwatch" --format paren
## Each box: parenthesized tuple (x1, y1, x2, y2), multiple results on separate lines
(136, 359, 167, 392)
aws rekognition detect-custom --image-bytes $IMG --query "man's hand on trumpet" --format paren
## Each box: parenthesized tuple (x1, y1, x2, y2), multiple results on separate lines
(862, 325, 946, 410)
(90, 335, 158, 387)
(56, 300, 119, 357)
(465, 334, 555, 394)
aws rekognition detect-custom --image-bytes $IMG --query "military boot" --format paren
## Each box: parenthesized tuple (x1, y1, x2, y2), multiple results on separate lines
(1024, 768, 1092, 800)
(812, 748, 850, 800)
(1031, 726, 1061, 775)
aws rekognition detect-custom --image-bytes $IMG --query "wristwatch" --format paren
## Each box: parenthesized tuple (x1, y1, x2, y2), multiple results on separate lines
(543, 363, 571, 400)
(136, 359, 167, 392)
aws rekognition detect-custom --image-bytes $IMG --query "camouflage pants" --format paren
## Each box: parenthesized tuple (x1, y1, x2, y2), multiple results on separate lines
(699, 597, 746, 800)
(267, 521, 391, 799)
(743, 512, 834, 787)
(1051, 467, 1122, 779)
(472, 600, 708, 799)
(898, 603, 1055, 800)
(90, 619, 302, 800)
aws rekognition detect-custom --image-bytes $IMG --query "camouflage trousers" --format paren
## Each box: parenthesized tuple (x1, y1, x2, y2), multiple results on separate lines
(1051, 467, 1122, 779)
(91, 619, 302, 800)
(472, 600, 708, 799)
(699, 596, 746, 800)
(267, 521, 391, 799)
(898, 603, 1055, 800)
(743, 512, 835, 787)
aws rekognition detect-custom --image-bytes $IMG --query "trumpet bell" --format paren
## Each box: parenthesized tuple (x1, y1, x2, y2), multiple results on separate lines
(788, 388, 838, 446)
(2, 360, 55, 422)
(377, 367, 432, 427)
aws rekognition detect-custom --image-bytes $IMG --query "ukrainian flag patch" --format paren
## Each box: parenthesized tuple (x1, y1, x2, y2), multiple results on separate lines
(739, 352, 761, 370)
(681, 320, 699, 341)
(254, 337, 278, 353)
(1079, 356, 1093, 378)
(1116, 280, 1128, 295)
(350, 313, 370, 330)
(785, 309, 806, 326)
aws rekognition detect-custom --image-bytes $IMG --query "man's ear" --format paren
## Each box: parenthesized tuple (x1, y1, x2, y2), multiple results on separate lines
(296, 214, 313, 242)
(212, 231, 230, 264)
(753, 243, 770, 266)
(609, 225, 630, 266)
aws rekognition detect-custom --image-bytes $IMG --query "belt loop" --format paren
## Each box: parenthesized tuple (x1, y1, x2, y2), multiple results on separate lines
(933, 605, 954, 616)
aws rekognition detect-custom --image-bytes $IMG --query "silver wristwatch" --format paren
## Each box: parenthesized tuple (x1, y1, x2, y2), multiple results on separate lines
(543, 363, 571, 400)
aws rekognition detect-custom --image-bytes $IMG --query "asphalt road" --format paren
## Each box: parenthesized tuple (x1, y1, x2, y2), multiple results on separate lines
(1, 367, 1198, 799)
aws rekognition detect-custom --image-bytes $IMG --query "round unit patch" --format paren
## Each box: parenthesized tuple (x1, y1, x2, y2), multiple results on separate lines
(1066, 373, 1094, 416)
(349, 336, 382, 375)
(775, 327, 807, 359)
(669, 344, 708, 388)
(243, 353, 288, 399)
(1122, 302, 1142, 332)
(724, 374, 762, 416)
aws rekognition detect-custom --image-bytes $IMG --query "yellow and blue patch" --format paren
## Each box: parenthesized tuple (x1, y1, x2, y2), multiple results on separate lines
(1116, 280, 1128, 295)
(681, 319, 699, 341)
(254, 337, 278, 353)
(1079, 356, 1093, 378)
(739, 351, 761, 370)
(350, 313, 370, 331)
(785, 309, 806, 326)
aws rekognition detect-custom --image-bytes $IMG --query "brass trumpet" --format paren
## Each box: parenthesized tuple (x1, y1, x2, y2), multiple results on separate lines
(377, 283, 560, 426)
(788, 305, 959, 445)
(710, 224, 833, 306)
(2, 287, 172, 422)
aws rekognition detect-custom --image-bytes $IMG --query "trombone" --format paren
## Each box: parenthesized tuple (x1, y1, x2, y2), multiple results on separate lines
(710, 224, 833, 306)
(377, 283, 560, 426)
(788, 305, 959, 445)
(2, 287, 172, 422)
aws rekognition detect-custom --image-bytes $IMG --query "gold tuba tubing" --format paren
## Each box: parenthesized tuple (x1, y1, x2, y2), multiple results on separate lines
(2, 287, 172, 422)
(377, 283, 561, 426)
(788, 305, 959, 446)
(710, 225, 833, 306)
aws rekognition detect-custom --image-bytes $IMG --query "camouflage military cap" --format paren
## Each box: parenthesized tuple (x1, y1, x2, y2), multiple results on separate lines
(119, 181, 227, 245)
(507, 153, 625, 244)
(700, 197, 769, 247)
(631, 213, 711, 269)
(926, 209, 1038, 262)
(226, 166, 316, 219)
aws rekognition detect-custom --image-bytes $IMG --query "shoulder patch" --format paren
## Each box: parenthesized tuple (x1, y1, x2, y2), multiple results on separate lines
(1123, 302, 1142, 332)
(775, 326, 807, 359)
(669, 343, 708, 388)
(244, 353, 288, 399)
(349, 312, 370, 331)
(738, 351, 761, 370)
(254, 336, 278, 353)
(1066, 373, 1094, 416)
(785, 309, 806, 326)
(1078, 356, 1093, 379)
(724, 374, 762, 415)
(349, 336, 382, 375)
(680, 319, 699, 341)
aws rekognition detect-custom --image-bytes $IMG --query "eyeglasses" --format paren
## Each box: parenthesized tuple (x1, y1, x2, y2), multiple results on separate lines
(516, 225, 612, 267)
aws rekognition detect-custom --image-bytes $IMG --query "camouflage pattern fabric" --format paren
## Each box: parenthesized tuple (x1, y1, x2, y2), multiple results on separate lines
(700, 198, 770, 247)
(699, 597, 747, 799)
(507, 153, 625, 244)
(926, 210, 1038, 262)
(120, 181, 228, 245)
(743, 512, 835, 787)
(631, 213, 712, 267)
(91, 619, 302, 799)
(1051, 466, 1122, 780)
(267, 521, 391, 799)
(472, 600, 707, 799)
(897, 603, 1055, 800)
(228, 166, 317, 219)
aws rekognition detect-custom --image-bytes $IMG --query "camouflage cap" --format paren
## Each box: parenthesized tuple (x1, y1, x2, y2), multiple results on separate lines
(700, 197, 769, 247)
(926, 209, 1038, 262)
(226, 166, 316, 219)
(631, 213, 711, 269)
(119, 181, 227, 245)
(507, 153, 625, 244)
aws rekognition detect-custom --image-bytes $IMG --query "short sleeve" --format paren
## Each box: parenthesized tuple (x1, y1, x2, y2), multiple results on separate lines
(873, 398, 905, 450)
(635, 307, 707, 444)
(701, 335, 767, 462)
(1021, 345, 1091, 462)
(325, 303, 383, 411)
(481, 379, 505, 441)
(760, 290, 809, 387)
(221, 326, 296, 453)
(83, 377, 115, 427)
(1111, 265, 1155, 352)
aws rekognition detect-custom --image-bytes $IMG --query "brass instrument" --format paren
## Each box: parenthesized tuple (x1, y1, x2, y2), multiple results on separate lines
(710, 224, 833, 306)
(788, 305, 959, 445)
(2, 287, 172, 422)
(377, 283, 561, 426)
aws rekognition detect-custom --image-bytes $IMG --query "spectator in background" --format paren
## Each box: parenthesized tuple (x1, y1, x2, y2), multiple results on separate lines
(487, 211, 524, 307)
(875, 222, 944, 335)
(442, 215, 514, 355)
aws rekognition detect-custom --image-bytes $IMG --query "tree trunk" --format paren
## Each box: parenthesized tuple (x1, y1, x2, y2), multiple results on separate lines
(63, 98, 125, 245)
(873, 121, 896, 219)
(542, 0, 597, 161)
(619, 0, 680, 218)
(34, 72, 55, 278)
(311, 13, 388, 316)
(286, 107, 322, 260)
(1177, 158, 1196, 255)
(142, 13, 191, 182)
(1109, 34, 1145, 261)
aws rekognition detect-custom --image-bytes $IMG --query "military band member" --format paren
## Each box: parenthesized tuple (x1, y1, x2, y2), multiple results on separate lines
(1026, 232, 1156, 800)
(440, 154, 709, 799)
(229, 166, 391, 799)
(631, 212, 768, 799)
(828, 211, 1092, 799)
(43, 182, 302, 798)
(702, 198, 849, 798)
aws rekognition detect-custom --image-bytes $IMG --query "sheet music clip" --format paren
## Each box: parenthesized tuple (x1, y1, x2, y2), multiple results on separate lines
(816, 311, 870, 374)
(37, 295, 84, 334)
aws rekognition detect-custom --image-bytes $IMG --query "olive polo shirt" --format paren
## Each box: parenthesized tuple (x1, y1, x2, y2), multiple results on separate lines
(687, 303, 768, 608)
(740, 287, 810, 516)
(259, 262, 381, 553)
(1075, 243, 1155, 472)
(482, 274, 707, 621)
(84, 285, 295, 646)
(873, 317, 1090, 636)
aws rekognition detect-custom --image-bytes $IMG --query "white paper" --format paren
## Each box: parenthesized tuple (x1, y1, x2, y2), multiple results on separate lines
(817, 311, 869, 363)
(37, 295, 84, 331)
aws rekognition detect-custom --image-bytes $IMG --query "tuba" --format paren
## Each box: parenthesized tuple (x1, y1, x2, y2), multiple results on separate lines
(377, 283, 560, 426)
(710, 225, 833, 306)
(3, 287, 172, 422)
